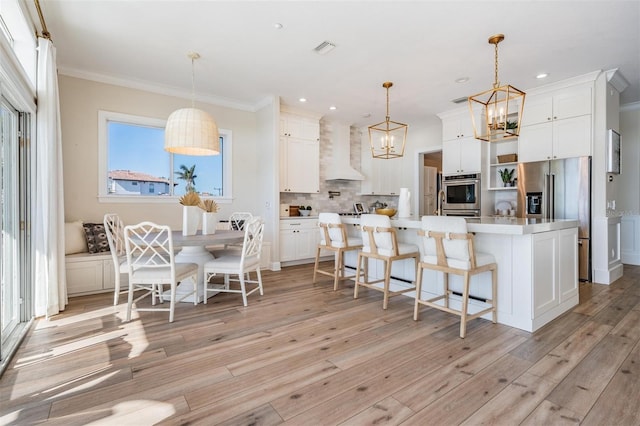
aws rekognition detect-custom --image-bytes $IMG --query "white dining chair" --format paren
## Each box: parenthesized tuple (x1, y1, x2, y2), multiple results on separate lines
(123, 221, 198, 323)
(414, 215, 497, 338)
(104, 213, 128, 306)
(203, 216, 264, 306)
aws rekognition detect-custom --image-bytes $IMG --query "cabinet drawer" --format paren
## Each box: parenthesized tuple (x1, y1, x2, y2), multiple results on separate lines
(280, 219, 318, 230)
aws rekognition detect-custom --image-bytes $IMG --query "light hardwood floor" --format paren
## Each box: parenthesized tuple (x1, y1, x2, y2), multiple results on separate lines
(1, 262, 640, 425)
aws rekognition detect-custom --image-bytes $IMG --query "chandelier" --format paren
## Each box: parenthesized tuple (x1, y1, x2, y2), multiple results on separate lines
(165, 52, 219, 155)
(368, 82, 407, 159)
(468, 34, 525, 142)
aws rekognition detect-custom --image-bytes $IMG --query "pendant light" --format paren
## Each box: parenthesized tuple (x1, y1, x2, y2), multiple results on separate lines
(368, 82, 408, 159)
(164, 52, 220, 155)
(468, 34, 525, 142)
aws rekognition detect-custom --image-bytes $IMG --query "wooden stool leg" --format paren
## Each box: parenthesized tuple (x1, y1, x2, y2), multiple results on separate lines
(460, 272, 470, 338)
(492, 266, 498, 323)
(414, 263, 424, 321)
(383, 259, 392, 310)
(312, 246, 321, 284)
(443, 272, 450, 309)
(334, 250, 342, 291)
(354, 253, 363, 299)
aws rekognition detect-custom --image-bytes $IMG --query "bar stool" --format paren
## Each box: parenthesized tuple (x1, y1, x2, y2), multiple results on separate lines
(354, 214, 420, 309)
(414, 215, 497, 338)
(313, 213, 363, 290)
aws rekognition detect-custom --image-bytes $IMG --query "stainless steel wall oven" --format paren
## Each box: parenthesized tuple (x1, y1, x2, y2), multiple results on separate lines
(442, 173, 481, 216)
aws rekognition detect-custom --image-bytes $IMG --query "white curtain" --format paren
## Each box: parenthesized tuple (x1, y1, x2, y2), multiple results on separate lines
(34, 37, 67, 317)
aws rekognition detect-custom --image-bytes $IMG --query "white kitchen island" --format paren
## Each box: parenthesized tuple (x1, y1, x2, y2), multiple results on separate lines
(340, 216, 580, 333)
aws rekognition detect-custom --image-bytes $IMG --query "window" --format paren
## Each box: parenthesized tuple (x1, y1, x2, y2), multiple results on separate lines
(98, 111, 232, 202)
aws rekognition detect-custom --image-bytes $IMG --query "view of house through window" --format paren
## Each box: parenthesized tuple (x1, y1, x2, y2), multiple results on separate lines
(106, 119, 225, 197)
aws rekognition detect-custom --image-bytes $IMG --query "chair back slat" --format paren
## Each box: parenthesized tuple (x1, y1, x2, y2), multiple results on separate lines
(124, 222, 174, 271)
(229, 212, 254, 231)
(104, 213, 125, 257)
(241, 217, 264, 261)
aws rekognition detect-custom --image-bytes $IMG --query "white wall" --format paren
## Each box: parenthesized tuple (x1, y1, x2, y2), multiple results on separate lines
(618, 106, 640, 214)
(619, 104, 640, 265)
(59, 75, 269, 229)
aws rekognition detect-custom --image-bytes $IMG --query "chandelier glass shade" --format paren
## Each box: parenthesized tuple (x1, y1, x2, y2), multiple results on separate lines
(368, 82, 407, 159)
(468, 34, 525, 142)
(165, 52, 220, 155)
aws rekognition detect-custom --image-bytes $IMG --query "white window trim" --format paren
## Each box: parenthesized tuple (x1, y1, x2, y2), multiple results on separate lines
(97, 110, 233, 204)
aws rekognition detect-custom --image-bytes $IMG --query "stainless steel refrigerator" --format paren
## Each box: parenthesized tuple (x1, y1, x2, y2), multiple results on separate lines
(516, 156, 591, 281)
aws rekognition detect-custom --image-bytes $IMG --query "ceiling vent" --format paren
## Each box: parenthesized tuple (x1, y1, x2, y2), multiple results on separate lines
(451, 96, 468, 104)
(314, 41, 336, 55)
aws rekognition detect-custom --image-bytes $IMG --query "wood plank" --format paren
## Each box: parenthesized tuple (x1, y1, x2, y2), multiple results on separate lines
(581, 340, 640, 426)
(521, 399, 582, 425)
(526, 320, 612, 383)
(545, 334, 635, 417)
(400, 354, 531, 425)
(459, 372, 557, 425)
(340, 396, 415, 425)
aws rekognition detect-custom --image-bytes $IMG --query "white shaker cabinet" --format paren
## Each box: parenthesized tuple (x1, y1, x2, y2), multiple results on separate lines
(442, 137, 482, 175)
(519, 85, 592, 163)
(439, 110, 482, 175)
(65, 253, 117, 296)
(280, 112, 320, 193)
(279, 219, 319, 262)
(532, 227, 579, 319)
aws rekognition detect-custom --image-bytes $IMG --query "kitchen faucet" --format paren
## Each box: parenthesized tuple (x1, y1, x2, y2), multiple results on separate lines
(436, 189, 445, 216)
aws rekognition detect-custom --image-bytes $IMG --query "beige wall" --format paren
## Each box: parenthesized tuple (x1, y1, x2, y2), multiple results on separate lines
(58, 75, 268, 229)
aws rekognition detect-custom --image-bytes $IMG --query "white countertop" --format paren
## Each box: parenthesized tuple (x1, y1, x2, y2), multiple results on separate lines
(340, 215, 579, 235)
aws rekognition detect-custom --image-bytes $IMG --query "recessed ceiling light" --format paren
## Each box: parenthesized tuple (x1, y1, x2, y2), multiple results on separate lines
(455, 77, 469, 83)
(298, 98, 307, 103)
(274, 23, 283, 29)
(536, 73, 548, 79)
(329, 106, 337, 111)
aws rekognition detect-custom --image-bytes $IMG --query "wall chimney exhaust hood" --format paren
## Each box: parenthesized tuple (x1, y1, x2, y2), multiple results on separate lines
(325, 121, 365, 181)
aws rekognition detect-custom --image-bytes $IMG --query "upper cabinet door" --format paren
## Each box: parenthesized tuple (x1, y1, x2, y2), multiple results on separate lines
(282, 114, 320, 141)
(521, 95, 553, 126)
(442, 112, 474, 141)
(552, 86, 592, 121)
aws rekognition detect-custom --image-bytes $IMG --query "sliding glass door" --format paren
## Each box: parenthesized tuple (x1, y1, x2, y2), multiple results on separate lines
(1, 96, 30, 367)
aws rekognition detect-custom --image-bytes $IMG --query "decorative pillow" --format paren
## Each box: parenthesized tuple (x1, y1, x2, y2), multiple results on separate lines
(65, 221, 88, 255)
(82, 223, 111, 254)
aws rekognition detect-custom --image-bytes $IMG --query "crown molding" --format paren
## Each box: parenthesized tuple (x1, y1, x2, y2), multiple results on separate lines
(606, 68, 629, 93)
(58, 66, 261, 112)
(621, 101, 640, 112)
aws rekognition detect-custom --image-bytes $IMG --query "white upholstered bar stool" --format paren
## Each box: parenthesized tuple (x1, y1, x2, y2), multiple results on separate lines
(414, 215, 497, 338)
(313, 213, 363, 291)
(353, 214, 420, 309)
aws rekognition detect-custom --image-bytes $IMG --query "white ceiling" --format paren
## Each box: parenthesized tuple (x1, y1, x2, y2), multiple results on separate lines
(39, 0, 640, 127)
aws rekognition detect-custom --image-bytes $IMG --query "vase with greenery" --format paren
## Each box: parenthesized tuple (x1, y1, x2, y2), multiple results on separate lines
(200, 199, 219, 235)
(499, 168, 515, 187)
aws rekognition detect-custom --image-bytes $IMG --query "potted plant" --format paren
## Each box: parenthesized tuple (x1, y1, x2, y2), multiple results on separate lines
(299, 205, 312, 216)
(200, 199, 219, 235)
(499, 168, 515, 187)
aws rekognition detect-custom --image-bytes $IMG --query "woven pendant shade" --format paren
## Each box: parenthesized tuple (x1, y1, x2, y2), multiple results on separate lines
(164, 107, 219, 155)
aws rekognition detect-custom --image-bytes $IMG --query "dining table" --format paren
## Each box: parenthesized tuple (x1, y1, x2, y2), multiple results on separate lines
(167, 229, 244, 303)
